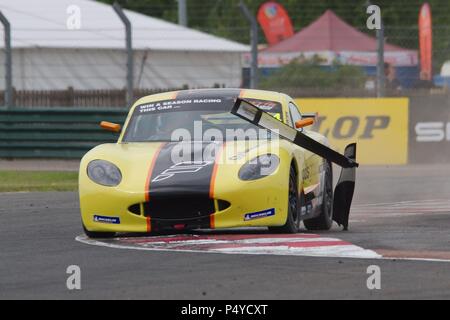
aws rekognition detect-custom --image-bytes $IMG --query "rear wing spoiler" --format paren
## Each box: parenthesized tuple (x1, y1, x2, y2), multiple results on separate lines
(231, 98, 358, 169)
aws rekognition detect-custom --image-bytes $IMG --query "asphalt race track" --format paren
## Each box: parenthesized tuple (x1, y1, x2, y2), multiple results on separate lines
(1, 164, 450, 299)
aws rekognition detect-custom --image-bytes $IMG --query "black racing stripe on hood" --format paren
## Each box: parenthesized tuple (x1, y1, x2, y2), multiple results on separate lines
(148, 141, 223, 199)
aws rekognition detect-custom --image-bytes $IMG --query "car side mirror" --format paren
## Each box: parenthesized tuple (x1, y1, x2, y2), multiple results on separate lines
(100, 121, 121, 133)
(295, 118, 314, 129)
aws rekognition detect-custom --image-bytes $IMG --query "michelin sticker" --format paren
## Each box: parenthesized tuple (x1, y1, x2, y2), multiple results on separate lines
(244, 208, 275, 221)
(93, 215, 121, 224)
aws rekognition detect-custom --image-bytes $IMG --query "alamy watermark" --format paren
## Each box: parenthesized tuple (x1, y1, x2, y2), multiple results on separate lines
(165, 122, 281, 179)
(366, 265, 381, 290)
(170, 121, 279, 162)
(66, 265, 81, 290)
(366, 5, 381, 30)
(66, 5, 81, 30)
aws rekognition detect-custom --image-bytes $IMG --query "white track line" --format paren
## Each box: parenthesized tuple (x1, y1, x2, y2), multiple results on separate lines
(75, 234, 381, 259)
(75, 235, 450, 263)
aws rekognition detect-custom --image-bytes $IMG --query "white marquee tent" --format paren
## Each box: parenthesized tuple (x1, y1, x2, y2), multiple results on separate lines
(0, 0, 249, 90)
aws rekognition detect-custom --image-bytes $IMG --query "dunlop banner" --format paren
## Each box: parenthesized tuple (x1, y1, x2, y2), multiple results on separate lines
(295, 98, 409, 165)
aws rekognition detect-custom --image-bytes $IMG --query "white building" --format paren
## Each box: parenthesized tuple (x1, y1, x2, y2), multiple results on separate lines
(0, 0, 249, 90)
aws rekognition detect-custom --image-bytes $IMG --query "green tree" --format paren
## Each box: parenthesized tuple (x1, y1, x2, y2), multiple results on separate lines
(259, 57, 367, 90)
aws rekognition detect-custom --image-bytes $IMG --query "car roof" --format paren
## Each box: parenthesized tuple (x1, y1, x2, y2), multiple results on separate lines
(130, 88, 289, 111)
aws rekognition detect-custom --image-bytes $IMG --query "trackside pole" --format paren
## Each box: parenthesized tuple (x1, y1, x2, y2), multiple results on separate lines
(178, 0, 188, 27)
(376, 20, 385, 97)
(239, 0, 258, 89)
(0, 10, 12, 109)
(113, 2, 134, 107)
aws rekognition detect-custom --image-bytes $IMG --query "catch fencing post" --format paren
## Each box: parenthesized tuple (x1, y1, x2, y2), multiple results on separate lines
(0, 10, 12, 109)
(239, 0, 258, 89)
(113, 2, 134, 107)
(178, 0, 188, 27)
(376, 20, 385, 97)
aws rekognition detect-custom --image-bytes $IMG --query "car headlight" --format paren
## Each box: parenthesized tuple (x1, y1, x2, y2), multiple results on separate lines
(238, 154, 280, 181)
(87, 160, 122, 187)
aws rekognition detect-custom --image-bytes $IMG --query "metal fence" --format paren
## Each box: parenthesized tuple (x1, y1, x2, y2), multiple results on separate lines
(0, 88, 181, 108)
(0, 108, 127, 158)
(1, 2, 449, 107)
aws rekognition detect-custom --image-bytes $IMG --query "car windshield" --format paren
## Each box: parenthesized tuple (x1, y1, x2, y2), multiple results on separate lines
(122, 96, 282, 142)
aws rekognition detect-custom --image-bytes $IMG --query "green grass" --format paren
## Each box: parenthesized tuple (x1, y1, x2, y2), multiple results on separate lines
(0, 171, 78, 192)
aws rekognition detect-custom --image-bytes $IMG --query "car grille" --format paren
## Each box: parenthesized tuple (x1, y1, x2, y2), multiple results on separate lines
(128, 197, 230, 220)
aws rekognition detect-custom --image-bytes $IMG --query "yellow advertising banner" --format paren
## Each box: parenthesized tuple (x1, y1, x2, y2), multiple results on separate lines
(295, 98, 409, 165)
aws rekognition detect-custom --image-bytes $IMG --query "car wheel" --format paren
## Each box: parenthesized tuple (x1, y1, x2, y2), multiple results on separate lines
(83, 224, 116, 239)
(269, 165, 301, 234)
(304, 161, 333, 231)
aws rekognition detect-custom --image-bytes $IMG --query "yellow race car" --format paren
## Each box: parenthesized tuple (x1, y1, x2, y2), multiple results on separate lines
(79, 89, 358, 238)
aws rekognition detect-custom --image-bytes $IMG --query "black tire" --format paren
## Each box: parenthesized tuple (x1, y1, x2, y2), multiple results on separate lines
(269, 165, 301, 234)
(304, 161, 333, 231)
(83, 224, 116, 239)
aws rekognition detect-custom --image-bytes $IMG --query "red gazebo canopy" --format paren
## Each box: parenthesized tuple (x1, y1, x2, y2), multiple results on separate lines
(264, 10, 407, 53)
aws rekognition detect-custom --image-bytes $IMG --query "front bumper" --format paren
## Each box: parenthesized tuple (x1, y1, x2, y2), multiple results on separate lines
(79, 169, 289, 233)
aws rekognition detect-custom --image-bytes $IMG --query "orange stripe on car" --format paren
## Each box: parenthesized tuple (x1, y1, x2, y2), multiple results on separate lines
(144, 142, 166, 233)
(209, 143, 226, 229)
(210, 214, 215, 229)
(145, 143, 166, 202)
(209, 143, 225, 199)
(146, 217, 151, 233)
